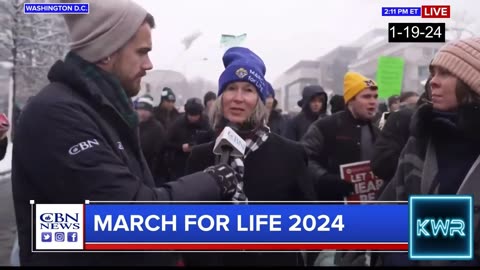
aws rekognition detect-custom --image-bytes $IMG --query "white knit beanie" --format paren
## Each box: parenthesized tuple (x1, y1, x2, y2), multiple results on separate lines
(60, 0, 148, 62)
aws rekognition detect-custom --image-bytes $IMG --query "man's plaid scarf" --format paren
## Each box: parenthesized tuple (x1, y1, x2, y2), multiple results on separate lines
(64, 52, 139, 129)
(225, 125, 270, 203)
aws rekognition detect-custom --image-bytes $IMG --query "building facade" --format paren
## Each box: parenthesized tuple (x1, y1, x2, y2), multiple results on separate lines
(137, 70, 189, 107)
(273, 60, 322, 113)
(273, 29, 387, 113)
(348, 37, 444, 97)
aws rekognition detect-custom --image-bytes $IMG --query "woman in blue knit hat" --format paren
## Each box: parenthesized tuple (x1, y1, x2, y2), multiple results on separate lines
(183, 47, 316, 266)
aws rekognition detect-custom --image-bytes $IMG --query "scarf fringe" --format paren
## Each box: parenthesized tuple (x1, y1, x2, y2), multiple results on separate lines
(231, 125, 270, 202)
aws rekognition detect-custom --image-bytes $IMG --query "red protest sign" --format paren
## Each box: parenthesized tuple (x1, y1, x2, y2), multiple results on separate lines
(340, 161, 384, 203)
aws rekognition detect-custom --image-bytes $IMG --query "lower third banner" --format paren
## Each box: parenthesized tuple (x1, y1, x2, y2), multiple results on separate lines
(79, 204, 407, 251)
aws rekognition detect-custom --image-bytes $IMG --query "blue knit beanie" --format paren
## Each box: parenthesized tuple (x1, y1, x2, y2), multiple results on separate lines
(218, 47, 268, 103)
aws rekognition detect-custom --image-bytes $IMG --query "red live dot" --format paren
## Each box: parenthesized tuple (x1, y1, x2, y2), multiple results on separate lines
(422, 5, 450, 18)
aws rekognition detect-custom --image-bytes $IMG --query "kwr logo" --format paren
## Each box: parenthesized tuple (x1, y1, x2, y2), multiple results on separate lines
(39, 213, 81, 230)
(409, 195, 473, 260)
(416, 218, 465, 237)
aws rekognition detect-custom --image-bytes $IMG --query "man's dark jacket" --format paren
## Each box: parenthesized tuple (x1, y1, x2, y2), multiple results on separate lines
(138, 116, 168, 186)
(371, 106, 415, 183)
(11, 53, 223, 266)
(301, 110, 380, 200)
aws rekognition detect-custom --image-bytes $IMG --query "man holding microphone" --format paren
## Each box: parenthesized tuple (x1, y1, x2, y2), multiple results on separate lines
(11, 0, 240, 266)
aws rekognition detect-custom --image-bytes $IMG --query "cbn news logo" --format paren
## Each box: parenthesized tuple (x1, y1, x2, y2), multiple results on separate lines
(35, 204, 84, 250)
(409, 196, 474, 260)
(39, 213, 81, 230)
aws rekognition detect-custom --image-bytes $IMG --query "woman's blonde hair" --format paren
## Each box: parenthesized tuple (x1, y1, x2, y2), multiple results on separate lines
(209, 94, 269, 130)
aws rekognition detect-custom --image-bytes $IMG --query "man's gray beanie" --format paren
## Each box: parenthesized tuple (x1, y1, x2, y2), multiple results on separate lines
(61, 0, 148, 62)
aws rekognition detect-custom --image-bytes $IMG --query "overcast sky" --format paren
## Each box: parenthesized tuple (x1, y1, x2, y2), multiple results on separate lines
(134, 0, 478, 84)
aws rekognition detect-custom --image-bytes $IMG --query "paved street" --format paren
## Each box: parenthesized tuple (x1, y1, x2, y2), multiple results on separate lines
(0, 176, 16, 266)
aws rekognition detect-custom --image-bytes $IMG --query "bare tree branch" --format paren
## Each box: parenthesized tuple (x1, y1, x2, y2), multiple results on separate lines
(447, 8, 479, 39)
(0, 1, 16, 18)
(0, 2, 69, 106)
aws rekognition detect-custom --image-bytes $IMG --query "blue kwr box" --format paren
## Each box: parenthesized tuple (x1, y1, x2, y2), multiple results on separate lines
(409, 195, 473, 260)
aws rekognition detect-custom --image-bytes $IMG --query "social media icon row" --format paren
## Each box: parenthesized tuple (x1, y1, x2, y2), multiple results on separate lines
(41, 232, 77, 242)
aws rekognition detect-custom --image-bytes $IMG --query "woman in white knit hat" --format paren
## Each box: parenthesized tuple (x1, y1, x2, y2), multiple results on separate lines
(379, 37, 480, 266)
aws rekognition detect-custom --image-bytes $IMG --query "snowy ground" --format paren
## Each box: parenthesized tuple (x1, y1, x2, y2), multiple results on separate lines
(0, 142, 13, 266)
(0, 143, 12, 183)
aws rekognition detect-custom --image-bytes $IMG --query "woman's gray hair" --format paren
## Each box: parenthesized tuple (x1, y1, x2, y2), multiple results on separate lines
(209, 95, 269, 129)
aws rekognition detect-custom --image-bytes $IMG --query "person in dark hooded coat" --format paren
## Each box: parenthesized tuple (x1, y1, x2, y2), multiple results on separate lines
(134, 95, 167, 186)
(265, 82, 286, 135)
(203, 91, 217, 115)
(283, 85, 327, 141)
(165, 97, 214, 179)
(329, 94, 345, 114)
(153, 87, 180, 129)
(266, 94, 286, 135)
(371, 86, 429, 186)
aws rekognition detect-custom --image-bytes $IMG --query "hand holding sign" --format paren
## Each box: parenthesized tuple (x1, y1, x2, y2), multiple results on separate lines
(0, 113, 9, 140)
(340, 161, 384, 203)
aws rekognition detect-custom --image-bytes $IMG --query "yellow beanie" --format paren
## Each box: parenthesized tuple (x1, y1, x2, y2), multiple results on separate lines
(343, 72, 378, 104)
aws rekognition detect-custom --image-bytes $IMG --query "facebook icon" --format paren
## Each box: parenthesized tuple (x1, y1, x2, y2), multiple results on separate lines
(409, 195, 473, 260)
(67, 232, 78, 242)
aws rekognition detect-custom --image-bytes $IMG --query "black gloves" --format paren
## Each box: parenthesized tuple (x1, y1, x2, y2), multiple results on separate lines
(204, 164, 238, 200)
(315, 173, 355, 200)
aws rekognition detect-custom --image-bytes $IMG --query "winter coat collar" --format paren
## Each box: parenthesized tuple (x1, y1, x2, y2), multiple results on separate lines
(47, 52, 138, 129)
(345, 107, 374, 126)
(410, 103, 480, 206)
(410, 103, 480, 144)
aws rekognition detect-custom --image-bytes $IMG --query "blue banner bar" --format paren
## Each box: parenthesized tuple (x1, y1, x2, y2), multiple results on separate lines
(382, 7, 421, 16)
(24, 3, 89, 14)
(85, 204, 408, 243)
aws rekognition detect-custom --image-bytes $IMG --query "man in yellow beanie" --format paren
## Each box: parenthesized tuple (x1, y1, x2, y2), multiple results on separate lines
(343, 71, 380, 120)
(301, 71, 380, 266)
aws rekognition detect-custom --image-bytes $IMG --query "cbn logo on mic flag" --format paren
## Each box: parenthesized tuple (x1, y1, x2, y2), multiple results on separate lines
(409, 195, 474, 260)
(35, 203, 84, 250)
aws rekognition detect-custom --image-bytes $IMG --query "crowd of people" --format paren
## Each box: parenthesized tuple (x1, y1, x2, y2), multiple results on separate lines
(4, 0, 480, 267)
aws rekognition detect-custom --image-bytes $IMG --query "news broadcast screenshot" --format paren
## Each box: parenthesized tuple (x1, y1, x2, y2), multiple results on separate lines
(0, 0, 478, 267)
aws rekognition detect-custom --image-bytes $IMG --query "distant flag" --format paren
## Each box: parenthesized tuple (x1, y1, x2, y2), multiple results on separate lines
(182, 31, 203, 50)
(220, 33, 247, 48)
